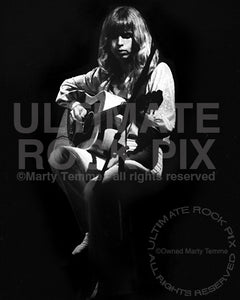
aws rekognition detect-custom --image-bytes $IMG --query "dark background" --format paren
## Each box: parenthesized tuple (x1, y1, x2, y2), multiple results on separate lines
(1, 0, 239, 299)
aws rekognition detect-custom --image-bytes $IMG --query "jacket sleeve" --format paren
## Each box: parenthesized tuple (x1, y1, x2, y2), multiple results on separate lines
(55, 67, 106, 109)
(145, 62, 175, 134)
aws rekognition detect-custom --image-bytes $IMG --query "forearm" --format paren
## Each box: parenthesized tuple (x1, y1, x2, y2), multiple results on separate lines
(55, 67, 105, 109)
(56, 78, 86, 109)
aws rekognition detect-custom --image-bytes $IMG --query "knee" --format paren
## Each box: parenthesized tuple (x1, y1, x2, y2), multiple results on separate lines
(48, 146, 75, 170)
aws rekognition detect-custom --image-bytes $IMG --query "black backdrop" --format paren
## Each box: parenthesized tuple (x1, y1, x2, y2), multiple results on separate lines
(2, 0, 239, 299)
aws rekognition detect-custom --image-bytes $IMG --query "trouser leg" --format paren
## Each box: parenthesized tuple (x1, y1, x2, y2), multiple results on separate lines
(48, 145, 101, 233)
(85, 162, 159, 296)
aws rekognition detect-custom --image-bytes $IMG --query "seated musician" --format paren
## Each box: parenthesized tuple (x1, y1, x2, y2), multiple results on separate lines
(48, 6, 175, 256)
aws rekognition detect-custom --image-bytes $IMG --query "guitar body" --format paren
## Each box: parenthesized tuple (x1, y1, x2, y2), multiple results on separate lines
(71, 91, 127, 154)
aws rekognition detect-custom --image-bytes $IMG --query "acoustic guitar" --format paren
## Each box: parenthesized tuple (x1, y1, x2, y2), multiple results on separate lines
(69, 91, 128, 153)
(68, 90, 163, 155)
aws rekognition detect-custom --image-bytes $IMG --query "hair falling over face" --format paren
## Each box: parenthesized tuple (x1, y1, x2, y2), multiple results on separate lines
(98, 6, 159, 89)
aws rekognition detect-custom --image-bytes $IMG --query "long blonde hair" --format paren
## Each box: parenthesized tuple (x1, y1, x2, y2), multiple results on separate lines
(98, 6, 159, 89)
